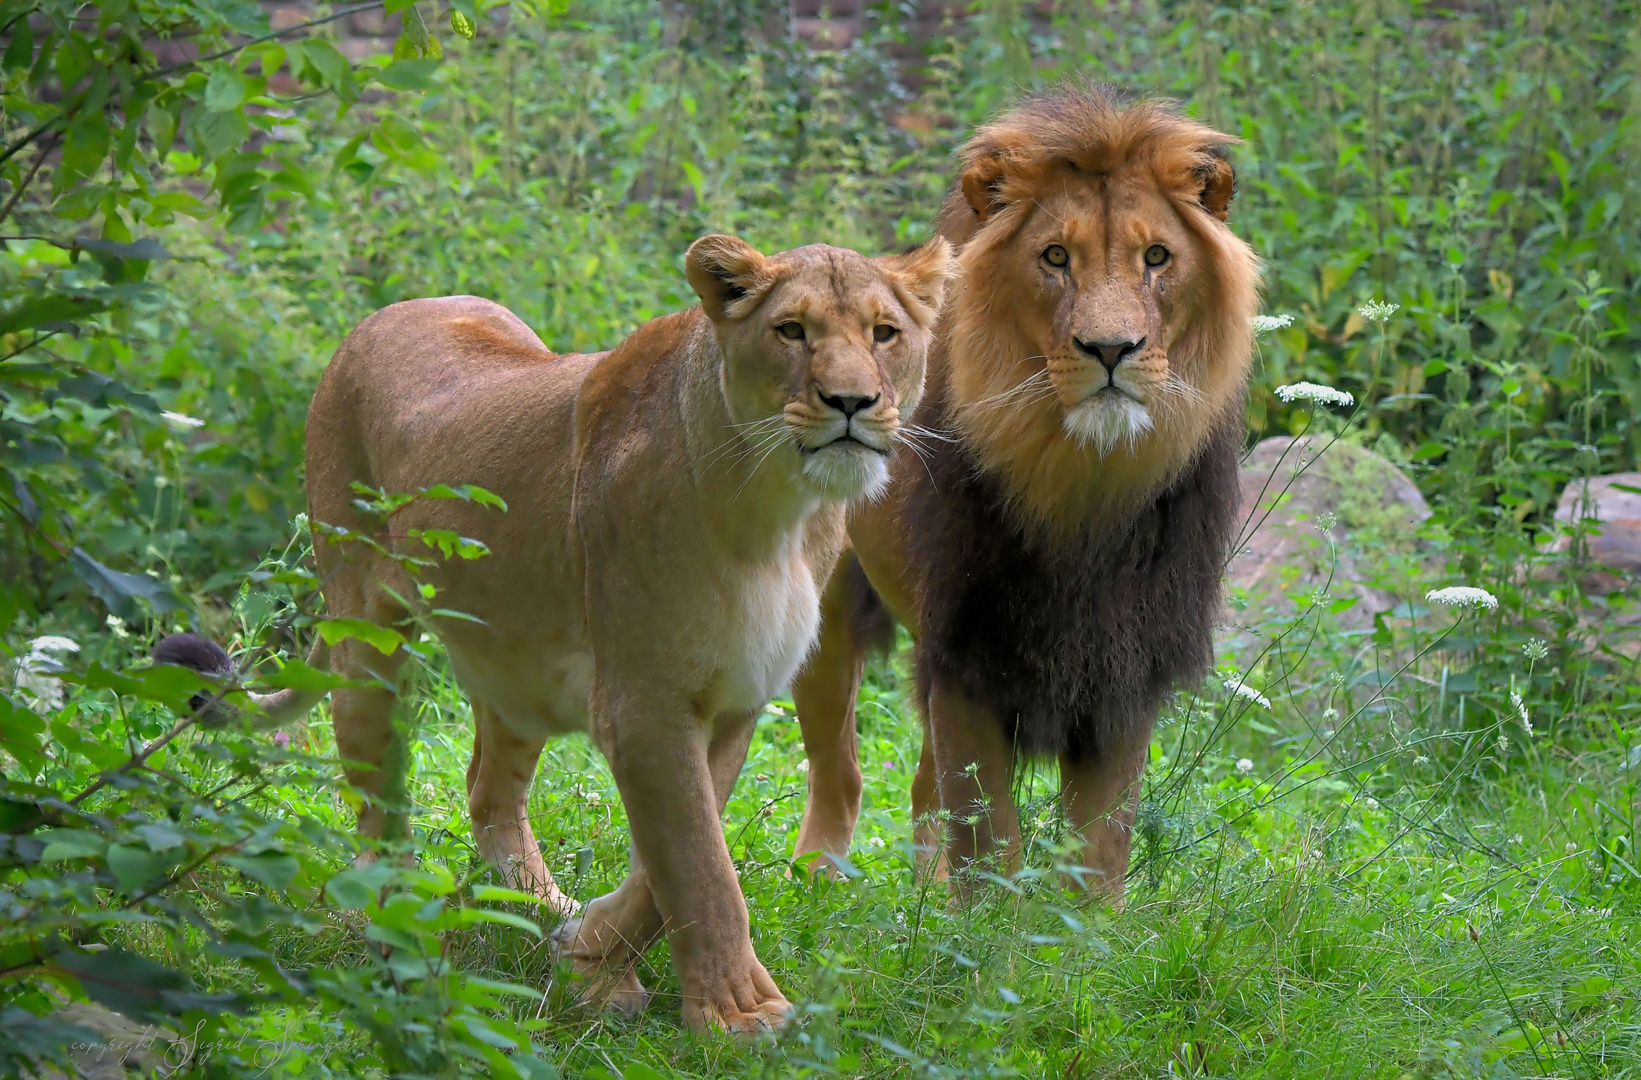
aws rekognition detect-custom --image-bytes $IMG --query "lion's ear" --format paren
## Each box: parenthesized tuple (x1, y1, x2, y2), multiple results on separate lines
(686, 234, 776, 321)
(960, 154, 1010, 222)
(879, 237, 959, 328)
(1197, 150, 1236, 222)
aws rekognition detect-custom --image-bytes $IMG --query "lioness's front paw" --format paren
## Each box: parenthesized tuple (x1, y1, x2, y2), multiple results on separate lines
(550, 917, 650, 1017)
(681, 957, 792, 1035)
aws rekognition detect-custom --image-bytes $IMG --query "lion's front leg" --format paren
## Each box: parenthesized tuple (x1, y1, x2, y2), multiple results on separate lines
(1059, 726, 1151, 911)
(927, 676, 1021, 900)
(593, 692, 791, 1034)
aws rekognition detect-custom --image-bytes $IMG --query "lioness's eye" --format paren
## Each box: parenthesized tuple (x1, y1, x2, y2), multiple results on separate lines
(1043, 245, 1070, 268)
(873, 324, 899, 343)
(777, 322, 805, 341)
(1144, 244, 1170, 267)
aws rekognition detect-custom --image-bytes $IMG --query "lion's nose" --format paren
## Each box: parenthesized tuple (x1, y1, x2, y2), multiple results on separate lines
(818, 391, 879, 418)
(1075, 336, 1146, 374)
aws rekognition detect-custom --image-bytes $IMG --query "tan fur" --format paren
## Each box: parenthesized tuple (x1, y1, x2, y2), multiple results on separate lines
(793, 87, 1259, 902)
(292, 236, 954, 1033)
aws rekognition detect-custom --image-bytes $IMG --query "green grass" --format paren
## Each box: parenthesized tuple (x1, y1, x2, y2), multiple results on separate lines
(171, 593, 1639, 1080)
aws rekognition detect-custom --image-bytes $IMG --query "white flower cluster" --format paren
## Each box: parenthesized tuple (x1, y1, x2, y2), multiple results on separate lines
(13, 635, 79, 713)
(1235, 758, 1254, 775)
(1223, 677, 1271, 709)
(1358, 299, 1400, 323)
(1275, 382, 1355, 407)
(1251, 313, 1294, 337)
(1425, 586, 1499, 611)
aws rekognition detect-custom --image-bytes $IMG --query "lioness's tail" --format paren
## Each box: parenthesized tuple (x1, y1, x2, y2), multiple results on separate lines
(152, 633, 331, 728)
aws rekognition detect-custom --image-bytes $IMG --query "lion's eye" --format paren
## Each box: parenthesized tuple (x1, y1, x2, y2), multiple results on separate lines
(1043, 245, 1070, 268)
(1144, 244, 1170, 267)
(873, 324, 899, 343)
(777, 322, 805, 341)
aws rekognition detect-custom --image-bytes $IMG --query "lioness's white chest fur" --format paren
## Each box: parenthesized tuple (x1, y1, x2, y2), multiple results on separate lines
(705, 535, 821, 717)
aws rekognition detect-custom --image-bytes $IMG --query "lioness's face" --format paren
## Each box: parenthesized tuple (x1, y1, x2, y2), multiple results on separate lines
(686, 237, 957, 501)
(982, 173, 1216, 456)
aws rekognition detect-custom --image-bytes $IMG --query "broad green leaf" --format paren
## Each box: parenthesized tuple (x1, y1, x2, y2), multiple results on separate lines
(204, 67, 249, 112)
(59, 113, 111, 184)
(471, 884, 550, 906)
(0, 294, 108, 335)
(450, 10, 475, 39)
(37, 828, 106, 863)
(69, 547, 181, 620)
(54, 34, 91, 90)
(457, 908, 542, 937)
(224, 852, 299, 891)
(258, 660, 355, 693)
(135, 821, 184, 852)
(106, 842, 167, 893)
(378, 58, 441, 91)
(316, 618, 406, 656)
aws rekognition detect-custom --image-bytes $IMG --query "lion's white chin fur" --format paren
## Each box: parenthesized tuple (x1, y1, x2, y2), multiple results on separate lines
(1063, 393, 1154, 457)
(802, 443, 891, 503)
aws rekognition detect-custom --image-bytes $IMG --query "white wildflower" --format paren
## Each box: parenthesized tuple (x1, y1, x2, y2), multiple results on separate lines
(1322, 708, 1339, 722)
(797, 759, 809, 772)
(1425, 586, 1498, 611)
(1358, 299, 1400, 323)
(161, 410, 206, 429)
(1522, 639, 1549, 662)
(1274, 381, 1355, 408)
(868, 836, 886, 849)
(105, 613, 130, 640)
(1510, 691, 1533, 737)
(1363, 797, 1380, 811)
(1223, 677, 1272, 709)
(13, 635, 79, 713)
(1235, 758, 1254, 775)
(1315, 511, 1339, 534)
(584, 789, 601, 804)
(1251, 313, 1293, 337)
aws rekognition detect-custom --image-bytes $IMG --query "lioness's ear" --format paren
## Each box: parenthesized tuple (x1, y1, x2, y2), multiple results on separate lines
(960, 154, 1010, 222)
(879, 237, 959, 328)
(686, 234, 776, 322)
(1197, 148, 1236, 222)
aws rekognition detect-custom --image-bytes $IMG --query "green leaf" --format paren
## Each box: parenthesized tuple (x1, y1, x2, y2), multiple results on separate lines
(59, 112, 110, 184)
(106, 842, 167, 893)
(224, 852, 299, 891)
(450, 10, 476, 38)
(457, 907, 542, 937)
(258, 660, 354, 693)
(0, 694, 48, 770)
(471, 884, 550, 906)
(0, 293, 108, 335)
(1412, 441, 1447, 461)
(37, 828, 106, 863)
(69, 547, 181, 621)
(299, 39, 354, 101)
(378, 58, 441, 91)
(135, 821, 184, 852)
(325, 862, 393, 910)
(204, 67, 249, 112)
(192, 107, 251, 160)
(54, 34, 91, 90)
(3, 17, 33, 72)
(316, 618, 406, 656)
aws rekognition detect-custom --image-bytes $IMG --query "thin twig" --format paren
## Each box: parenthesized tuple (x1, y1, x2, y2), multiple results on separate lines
(0, 132, 61, 228)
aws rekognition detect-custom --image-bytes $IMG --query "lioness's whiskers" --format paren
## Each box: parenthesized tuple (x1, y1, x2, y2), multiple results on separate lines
(700, 415, 787, 470)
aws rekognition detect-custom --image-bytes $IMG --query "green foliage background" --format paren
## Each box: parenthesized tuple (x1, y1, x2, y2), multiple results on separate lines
(1, 1, 1638, 1077)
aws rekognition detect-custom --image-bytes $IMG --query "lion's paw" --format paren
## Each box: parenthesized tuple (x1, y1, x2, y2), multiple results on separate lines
(682, 959, 793, 1035)
(550, 917, 649, 1018)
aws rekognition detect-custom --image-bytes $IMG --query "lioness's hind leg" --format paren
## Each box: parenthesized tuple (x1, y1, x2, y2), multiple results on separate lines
(330, 636, 410, 844)
(467, 701, 577, 917)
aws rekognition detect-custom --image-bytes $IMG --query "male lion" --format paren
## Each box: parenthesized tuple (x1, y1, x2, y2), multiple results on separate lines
(790, 85, 1259, 906)
(159, 234, 956, 1032)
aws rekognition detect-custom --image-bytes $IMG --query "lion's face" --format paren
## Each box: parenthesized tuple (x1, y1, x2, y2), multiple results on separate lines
(936, 99, 1260, 530)
(686, 236, 957, 502)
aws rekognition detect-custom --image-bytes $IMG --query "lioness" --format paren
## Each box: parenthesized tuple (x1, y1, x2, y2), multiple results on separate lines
(161, 234, 955, 1032)
(790, 85, 1259, 906)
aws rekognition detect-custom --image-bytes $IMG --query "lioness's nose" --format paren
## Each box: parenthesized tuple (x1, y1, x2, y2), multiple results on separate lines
(1075, 336, 1146, 374)
(818, 391, 879, 417)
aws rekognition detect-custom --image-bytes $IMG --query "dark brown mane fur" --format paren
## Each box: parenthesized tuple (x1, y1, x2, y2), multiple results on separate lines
(906, 381, 1242, 760)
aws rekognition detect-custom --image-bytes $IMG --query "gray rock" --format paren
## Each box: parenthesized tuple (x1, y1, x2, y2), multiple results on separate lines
(1546, 472, 1641, 590)
(36, 1003, 178, 1079)
(1228, 435, 1432, 630)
